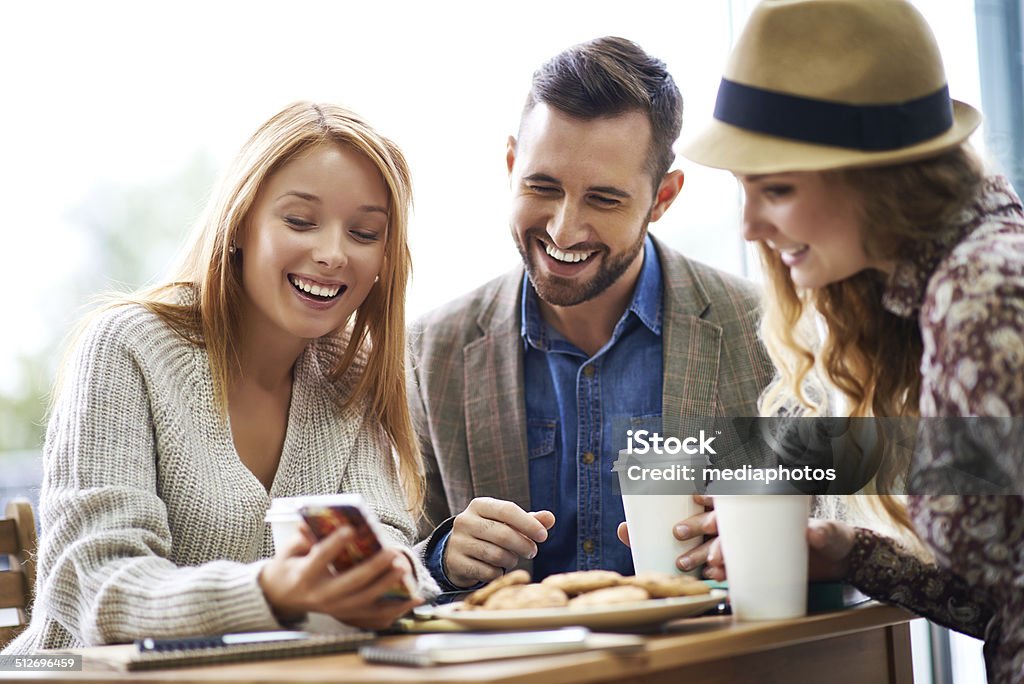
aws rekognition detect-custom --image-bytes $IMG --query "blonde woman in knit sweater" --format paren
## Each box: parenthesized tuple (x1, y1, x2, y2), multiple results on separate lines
(4, 102, 437, 653)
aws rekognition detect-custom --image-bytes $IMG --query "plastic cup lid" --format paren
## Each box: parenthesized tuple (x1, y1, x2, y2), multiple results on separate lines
(264, 493, 365, 521)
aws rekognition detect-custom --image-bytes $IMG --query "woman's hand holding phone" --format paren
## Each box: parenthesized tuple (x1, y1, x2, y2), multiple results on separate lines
(259, 523, 422, 630)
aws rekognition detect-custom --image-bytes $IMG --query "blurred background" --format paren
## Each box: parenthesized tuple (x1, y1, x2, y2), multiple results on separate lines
(1, 1, 1018, 680)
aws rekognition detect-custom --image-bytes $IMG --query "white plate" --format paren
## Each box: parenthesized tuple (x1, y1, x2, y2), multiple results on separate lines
(428, 589, 726, 630)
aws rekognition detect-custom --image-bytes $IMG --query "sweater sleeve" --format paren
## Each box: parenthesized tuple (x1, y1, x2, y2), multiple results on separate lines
(341, 417, 440, 600)
(36, 310, 281, 645)
(845, 527, 992, 639)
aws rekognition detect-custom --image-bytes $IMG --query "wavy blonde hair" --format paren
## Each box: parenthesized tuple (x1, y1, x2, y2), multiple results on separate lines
(758, 145, 985, 538)
(74, 102, 423, 512)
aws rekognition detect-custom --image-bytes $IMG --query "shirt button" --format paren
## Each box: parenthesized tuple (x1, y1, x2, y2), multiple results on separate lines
(581, 451, 596, 465)
(582, 366, 595, 378)
(582, 539, 596, 554)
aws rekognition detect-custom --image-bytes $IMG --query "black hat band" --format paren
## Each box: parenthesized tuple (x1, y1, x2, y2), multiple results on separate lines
(713, 78, 954, 151)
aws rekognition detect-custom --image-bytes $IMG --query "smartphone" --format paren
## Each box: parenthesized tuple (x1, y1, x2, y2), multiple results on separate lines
(299, 499, 416, 601)
(359, 627, 645, 666)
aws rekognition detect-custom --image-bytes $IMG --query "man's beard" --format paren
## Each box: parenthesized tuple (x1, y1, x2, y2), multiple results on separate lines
(514, 223, 648, 307)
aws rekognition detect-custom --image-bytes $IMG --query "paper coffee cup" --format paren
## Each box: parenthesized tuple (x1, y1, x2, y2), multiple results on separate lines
(621, 494, 703, 575)
(613, 449, 705, 576)
(710, 485, 811, 621)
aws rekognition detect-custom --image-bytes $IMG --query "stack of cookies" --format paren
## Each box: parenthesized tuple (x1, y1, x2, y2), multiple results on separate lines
(458, 569, 710, 611)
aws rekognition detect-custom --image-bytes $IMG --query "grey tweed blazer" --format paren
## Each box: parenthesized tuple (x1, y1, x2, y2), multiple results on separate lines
(409, 236, 774, 544)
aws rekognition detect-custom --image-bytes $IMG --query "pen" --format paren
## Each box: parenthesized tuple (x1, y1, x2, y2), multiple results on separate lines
(136, 631, 310, 652)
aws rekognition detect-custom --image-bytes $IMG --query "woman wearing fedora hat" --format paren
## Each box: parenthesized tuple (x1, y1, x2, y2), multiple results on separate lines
(687, 0, 1023, 681)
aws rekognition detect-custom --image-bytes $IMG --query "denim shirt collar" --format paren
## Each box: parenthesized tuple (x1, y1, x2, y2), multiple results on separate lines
(521, 235, 663, 351)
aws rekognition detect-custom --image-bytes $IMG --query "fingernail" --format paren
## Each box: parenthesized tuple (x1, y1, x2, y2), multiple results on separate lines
(678, 556, 692, 570)
(674, 524, 689, 538)
(528, 547, 538, 559)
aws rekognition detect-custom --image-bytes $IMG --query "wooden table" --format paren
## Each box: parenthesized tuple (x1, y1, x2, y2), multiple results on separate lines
(1, 603, 914, 683)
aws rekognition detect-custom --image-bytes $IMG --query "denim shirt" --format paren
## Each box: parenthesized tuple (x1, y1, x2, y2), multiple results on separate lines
(524, 237, 663, 579)
(425, 237, 663, 588)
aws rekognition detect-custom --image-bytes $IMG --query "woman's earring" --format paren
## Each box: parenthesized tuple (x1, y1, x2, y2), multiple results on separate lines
(228, 241, 237, 255)
(374, 275, 380, 284)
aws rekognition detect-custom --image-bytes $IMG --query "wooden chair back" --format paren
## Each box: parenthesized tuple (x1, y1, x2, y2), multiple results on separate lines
(0, 498, 37, 648)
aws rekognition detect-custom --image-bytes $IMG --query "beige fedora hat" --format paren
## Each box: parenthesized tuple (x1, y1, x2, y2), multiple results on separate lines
(681, 0, 981, 174)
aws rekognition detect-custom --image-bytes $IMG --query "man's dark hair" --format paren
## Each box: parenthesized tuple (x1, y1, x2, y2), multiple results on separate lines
(522, 36, 683, 189)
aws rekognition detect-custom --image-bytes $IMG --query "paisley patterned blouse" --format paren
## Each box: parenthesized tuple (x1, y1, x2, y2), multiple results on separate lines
(847, 176, 1024, 683)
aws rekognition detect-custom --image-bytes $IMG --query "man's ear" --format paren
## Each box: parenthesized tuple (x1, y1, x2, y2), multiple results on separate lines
(649, 169, 685, 223)
(506, 136, 517, 177)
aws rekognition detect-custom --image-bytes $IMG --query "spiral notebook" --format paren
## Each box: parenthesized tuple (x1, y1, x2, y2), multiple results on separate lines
(59, 630, 374, 671)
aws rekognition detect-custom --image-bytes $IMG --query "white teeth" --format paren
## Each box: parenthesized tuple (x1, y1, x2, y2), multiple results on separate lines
(290, 276, 340, 298)
(769, 242, 809, 255)
(544, 243, 595, 263)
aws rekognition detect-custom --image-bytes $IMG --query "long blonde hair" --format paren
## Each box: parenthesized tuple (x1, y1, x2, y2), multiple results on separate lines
(71, 102, 424, 511)
(758, 145, 985, 536)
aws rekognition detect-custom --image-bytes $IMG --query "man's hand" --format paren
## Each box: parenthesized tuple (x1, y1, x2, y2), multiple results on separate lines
(616, 494, 715, 572)
(444, 497, 555, 588)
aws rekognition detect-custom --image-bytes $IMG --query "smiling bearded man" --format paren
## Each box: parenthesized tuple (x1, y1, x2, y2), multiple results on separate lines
(409, 36, 774, 589)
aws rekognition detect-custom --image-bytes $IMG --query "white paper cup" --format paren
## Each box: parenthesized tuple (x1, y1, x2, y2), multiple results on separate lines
(613, 449, 704, 577)
(265, 510, 302, 552)
(712, 492, 811, 621)
(621, 494, 704, 576)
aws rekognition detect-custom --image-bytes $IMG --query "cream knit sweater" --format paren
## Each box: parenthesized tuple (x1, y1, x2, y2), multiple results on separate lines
(5, 303, 434, 653)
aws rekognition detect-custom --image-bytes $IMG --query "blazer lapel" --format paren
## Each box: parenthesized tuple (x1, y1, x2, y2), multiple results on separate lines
(655, 237, 723, 440)
(463, 270, 532, 510)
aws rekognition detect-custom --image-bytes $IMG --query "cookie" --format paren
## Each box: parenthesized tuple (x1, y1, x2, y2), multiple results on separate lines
(622, 571, 712, 598)
(568, 585, 650, 608)
(464, 568, 531, 606)
(482, 583, 570, 610)
(540, 570, 623, 596)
